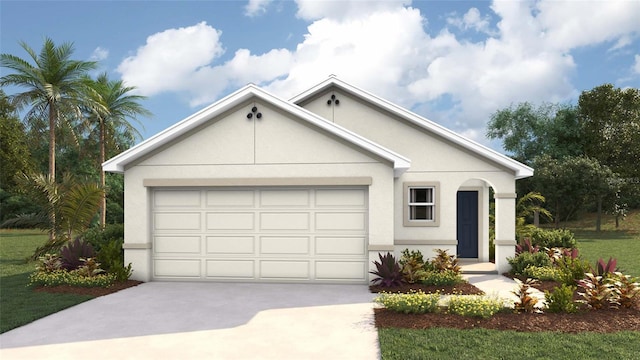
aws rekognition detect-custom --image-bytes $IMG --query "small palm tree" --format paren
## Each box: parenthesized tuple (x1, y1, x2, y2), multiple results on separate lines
(84, 73, 151, 227)
(1, 173, 104, 259)
(516, 192, 553, 240)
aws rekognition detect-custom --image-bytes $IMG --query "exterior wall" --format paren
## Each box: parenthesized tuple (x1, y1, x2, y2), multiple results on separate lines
(301, 89, 518, 267)
(123, 99, 396, 281)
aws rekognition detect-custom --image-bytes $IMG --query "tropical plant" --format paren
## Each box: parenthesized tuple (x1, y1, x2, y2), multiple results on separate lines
(610, 272, 640, 309)
(593, 257, 618, 278)
(516, 192, 552, 239)
(1, 173, 104, 259)
(370, 252, 403, 287)
(0, 38, 99, 183)
(35, 254, 62, 273)
(60, 238, 96, 270)
(75, 257, 105, 277)
(577, 273, 619, 310)
(431, 249, 461, 274)
(399, 249, 428, 283)
(508, 252, 552, 276)
(512, 278, 540, 313)
(515, 238, 540, 255)
(84, 73, 149, 226)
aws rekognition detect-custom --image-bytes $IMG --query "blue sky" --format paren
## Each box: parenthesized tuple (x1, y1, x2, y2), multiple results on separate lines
(2, 0, 639, 153)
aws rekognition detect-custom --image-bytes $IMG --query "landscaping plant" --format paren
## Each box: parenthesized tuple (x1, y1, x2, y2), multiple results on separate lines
(512, 278, 540, 313)
(399, 249, 428, 284)
(544, 284, 579, 313)
(446, 295, 504, 318)
(431, 249, 461, 274)
(370, 252, 403, 287)
(508, 251, 553, 276)
(610, 272, 640, 309)
(60, 237, 96, 270)
(421, 270, 465, 286)
(577, 273, 620, 309)
(375, 290, 440, 314)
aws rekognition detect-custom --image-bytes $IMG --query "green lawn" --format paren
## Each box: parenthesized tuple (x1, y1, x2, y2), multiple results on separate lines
(0, 230, 94, 334)
(379, 328, 640, 360)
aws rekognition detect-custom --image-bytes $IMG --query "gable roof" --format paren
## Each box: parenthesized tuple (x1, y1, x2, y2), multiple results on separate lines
(103, 83, 411, 176)
(290, 76, 533, 179)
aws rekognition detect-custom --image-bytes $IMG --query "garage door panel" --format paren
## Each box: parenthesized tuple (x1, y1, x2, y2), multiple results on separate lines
(153, 187, 367, 283)
(207, 236, 254, 254)
(260, 190, 309, 207)
(260, 236, 310, 255)
(155, 213, 201, 230)
(316, 189, 366, 207)
(260, 212, 309, 230)
(315, 261, 367, 281)
(154, 259, 201, 277)
(260, 260, 309, 279)
(206, 260, 254, 278)
(207, 190, 254, 207)
(154, 190, 201, 207)
(315, 213, 366, 231)
(207, 213, 255, 230)
(155, 236, 201, 254)
(315, 237, 366, 255)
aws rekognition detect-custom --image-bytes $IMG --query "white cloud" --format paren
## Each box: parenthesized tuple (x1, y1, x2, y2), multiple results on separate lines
(90, 47, 109, 61)
(245, 0, 272, 17)
(117, 22, 224, 95)
(294, 0, 411, 21)
(634, 55, 640, 74)
(447, 8, 493, 34)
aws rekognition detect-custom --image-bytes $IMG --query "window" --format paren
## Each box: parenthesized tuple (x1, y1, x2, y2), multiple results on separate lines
(409, 187, 434, 221)
(403, 182, 439, 227)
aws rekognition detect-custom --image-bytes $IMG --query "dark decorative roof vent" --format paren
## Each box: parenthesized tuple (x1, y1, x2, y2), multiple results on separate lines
(247, 105, 262, 119)
(327, 94, 340, 106)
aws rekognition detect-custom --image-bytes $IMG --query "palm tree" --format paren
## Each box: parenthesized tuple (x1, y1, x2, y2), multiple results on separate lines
(1, 38, 99, 182)
(516, 192, 553, 240)
(86, 73, 150, 227)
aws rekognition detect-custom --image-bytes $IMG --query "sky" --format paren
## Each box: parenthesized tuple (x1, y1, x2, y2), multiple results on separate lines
(2, 0, 640, 154)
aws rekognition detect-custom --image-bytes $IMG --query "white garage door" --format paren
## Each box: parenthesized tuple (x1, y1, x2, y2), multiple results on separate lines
(151, 187, 368, 283)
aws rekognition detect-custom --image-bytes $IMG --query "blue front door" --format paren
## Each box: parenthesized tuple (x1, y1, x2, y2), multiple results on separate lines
(457, 191, 478, 258)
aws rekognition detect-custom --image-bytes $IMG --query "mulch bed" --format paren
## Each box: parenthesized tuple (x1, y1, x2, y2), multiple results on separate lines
(372, 278, 640, 333)
(34, 280, 143, 297)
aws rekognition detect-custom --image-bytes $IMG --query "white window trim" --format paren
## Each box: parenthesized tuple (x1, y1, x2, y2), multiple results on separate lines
(403, 182, 440, 227)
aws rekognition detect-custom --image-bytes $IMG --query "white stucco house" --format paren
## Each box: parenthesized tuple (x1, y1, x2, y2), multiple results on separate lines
(103, 76, 532, 284)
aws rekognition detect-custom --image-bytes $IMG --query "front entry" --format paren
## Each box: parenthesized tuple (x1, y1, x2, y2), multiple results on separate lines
(457, 191, 478, 258)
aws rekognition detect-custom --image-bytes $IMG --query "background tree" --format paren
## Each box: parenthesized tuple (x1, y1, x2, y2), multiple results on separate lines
(1, 38, 99, 182)
(84, 73, 150, 227)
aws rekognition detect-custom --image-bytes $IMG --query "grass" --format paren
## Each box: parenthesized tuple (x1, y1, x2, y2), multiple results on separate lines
(566, 210, 640, 277)
(379, 328, 640, 360)
(0, 229, 94, 334)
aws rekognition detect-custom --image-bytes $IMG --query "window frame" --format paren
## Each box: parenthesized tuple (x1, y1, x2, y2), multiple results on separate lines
(403, 182, 440, 227)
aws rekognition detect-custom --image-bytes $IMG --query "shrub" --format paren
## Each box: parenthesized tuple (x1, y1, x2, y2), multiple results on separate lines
(592, 257, 618, 278)
(82, 224, 124, 253)
(522, 266, 561, 281)
(508, 252, 552, 275)
(95, 238, 132, 281)
(512, 278, 540, 313)
(36, 254, 62, 273)
(374, 290, 440, 314)
(555, 256, 590, 285)
(515, 238, 540, 255)
(431, 249, 461, 274)
(421, 270, 465, 286)
(528, 228, 576, 249)
(75, 257, 105, 277)
(399, 249, 428, 284)
(29, 270, 116, 288)
(577, 273, 619, 310)
(547, 247, 579, 265)
(447, 295, 504, 318)
(370, 252, 403, 287)
(60, 237, 95, 270)
(544, 284, 579, 313)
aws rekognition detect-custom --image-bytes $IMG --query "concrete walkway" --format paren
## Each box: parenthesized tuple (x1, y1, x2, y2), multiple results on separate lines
(464, 274, 546, 308)
(0, 274, 538, 360)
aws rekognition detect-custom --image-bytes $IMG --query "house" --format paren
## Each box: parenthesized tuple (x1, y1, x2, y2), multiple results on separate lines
(103, 76, 532, 283)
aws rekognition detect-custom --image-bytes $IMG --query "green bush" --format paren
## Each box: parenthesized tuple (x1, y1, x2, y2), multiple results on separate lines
(421, 270, 465, 286)
(83, 225, 131, 281)
(522, 266, 561, 281)
(545, 284, 579, 313)
(399, 249, 428, 284)
(447, 295, 504, 318)
(508, 252, 553, 275)
(555, 256, 591, 285)
(83, 224, 124, 252)
(529, 228, 576, 249)
(375, 291, 440, 314)
(29, 270, 116, 288)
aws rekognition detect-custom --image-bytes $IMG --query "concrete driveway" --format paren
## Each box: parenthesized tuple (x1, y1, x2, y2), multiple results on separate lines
(0, 282, 379, 359)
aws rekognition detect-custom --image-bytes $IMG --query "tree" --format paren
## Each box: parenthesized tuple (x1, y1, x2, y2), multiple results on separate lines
(0, 38, 99, 182)
(532, 155, 619, 229)
(1, 173, 104, 259)
(515, 192, 552, 239)
(84, 73, 150, 227)
(487, 102, 583, 165)
(0, 90, 34, 189)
